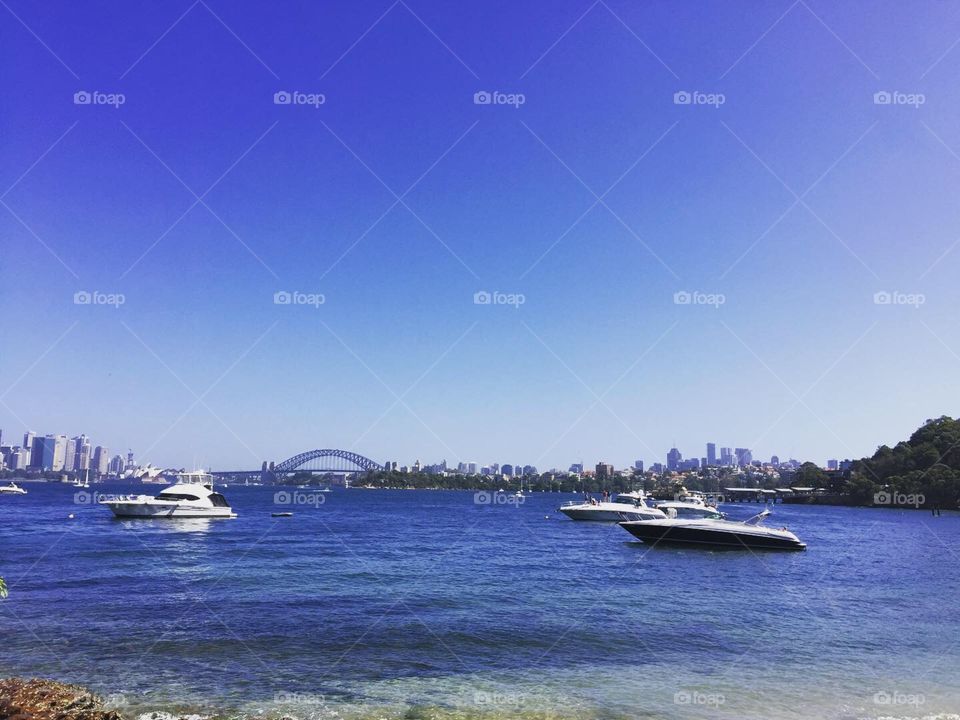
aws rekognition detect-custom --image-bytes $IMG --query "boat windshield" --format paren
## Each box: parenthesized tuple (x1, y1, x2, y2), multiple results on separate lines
(209, 493, 229, 507)
(156, 492, 202, 502)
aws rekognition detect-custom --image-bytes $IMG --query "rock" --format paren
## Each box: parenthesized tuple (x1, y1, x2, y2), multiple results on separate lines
(0, 679, 124, 720)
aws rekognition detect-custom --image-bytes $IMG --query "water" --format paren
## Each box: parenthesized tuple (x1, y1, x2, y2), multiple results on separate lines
(1, 484, 958, 719)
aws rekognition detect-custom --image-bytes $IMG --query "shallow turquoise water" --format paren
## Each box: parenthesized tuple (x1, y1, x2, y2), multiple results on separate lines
(1, 485, 958, 719)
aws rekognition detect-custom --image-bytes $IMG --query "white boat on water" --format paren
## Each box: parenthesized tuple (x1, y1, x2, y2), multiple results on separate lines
(100, 471, 236, 519)
(0, 482, 27, 495)
(560, 490, 666, 522)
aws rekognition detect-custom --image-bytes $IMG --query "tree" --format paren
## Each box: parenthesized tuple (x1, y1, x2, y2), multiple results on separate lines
(794, 461, 828, 487)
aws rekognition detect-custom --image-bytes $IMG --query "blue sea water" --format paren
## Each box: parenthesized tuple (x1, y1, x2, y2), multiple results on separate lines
(1, 483, 958, 720)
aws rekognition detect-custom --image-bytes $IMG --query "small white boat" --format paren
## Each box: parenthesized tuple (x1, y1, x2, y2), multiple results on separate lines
(619, 509, 806, 550)
(100, 471, 236, 519)
(0, 482, 27, 495)
(560, 490, 666, 522)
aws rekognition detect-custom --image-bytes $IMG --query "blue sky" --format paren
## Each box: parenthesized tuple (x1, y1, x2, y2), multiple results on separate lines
(2, 0, 960, 471)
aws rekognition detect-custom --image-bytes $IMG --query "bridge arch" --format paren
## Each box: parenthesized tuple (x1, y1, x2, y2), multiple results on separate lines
(269, 449, 383, 478)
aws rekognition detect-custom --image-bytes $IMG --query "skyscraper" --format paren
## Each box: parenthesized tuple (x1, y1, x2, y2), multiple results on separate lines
(74, 435, 91, 471)
(92, 446, 109, 475)
(734, 448, 752, 467)
(63, 437, 77, 472)
(595, 462, 614, 480)
(706, 443, 717, 466)
(720, 447, 734, 466)
(667, 447, 682, 471)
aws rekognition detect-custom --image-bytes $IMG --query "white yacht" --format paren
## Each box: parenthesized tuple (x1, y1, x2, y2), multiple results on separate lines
(560, 490, 666, 522)
(655, 501, 725, 519)
(0, 482, 27, 495)
(100, 471, 236, 519)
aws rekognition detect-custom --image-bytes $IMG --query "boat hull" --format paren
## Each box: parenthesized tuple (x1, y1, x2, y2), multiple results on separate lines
(104, 502, 236, 519)
(619, 520, 806, 550)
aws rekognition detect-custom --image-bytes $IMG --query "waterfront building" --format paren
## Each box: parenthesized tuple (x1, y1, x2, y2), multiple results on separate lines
(109, 455, 124, 474)
(23, 431, 34, 452)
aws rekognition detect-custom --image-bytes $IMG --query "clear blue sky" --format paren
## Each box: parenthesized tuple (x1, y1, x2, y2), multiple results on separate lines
(2, 0, 960, 471)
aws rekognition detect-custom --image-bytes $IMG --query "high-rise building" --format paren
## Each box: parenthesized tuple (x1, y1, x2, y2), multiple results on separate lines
(667, 447, 682, 471)
(720, 447, 734, 466)
(522, 465, 536, 476)
(706, 443, 717, 466)
(595, 461, 614, 480)
(23, 431, 35, 452)
(770, 455, 780, 466)
(92, 446, 109, 475)
(34, 434, 68, 471)
(126, 450, 135, 470)
(634, 460, 644, 472)
(63, 437, 77, 472)
(734, 448, 752, 467)
(827, 459, 838, 470)
(502, 463, 514, 476)
(568, 463, 582, 474)
(109, 455, 124, 474)
(74, 435, 91, 471)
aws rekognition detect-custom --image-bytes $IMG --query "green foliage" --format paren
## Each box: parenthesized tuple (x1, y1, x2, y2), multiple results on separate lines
(794, 462, 828, 487)
(0, 577, 7, 599)
(848, 416, 960, 507)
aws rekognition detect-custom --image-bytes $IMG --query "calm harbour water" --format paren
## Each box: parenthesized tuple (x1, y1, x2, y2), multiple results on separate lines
(1, 483, 958, 720)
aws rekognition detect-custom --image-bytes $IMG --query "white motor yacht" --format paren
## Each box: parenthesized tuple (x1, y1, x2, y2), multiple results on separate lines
(0, 482, 27, 495)
(560, 490, 666, 522)
(655, 501, 725, 519)
(619, 509, 806, 550)
(100, 471, 236, 519)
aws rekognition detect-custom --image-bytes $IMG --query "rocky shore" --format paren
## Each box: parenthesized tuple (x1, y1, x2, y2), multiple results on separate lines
(0, 680, 123, 720)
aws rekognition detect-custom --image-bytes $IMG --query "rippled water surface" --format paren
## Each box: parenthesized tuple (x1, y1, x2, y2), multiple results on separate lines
(1, 484, 958, 719)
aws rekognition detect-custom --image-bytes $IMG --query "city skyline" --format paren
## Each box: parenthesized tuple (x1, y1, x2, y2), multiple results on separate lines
(1, 423, 851, 474)
(3, 2, 960, 470)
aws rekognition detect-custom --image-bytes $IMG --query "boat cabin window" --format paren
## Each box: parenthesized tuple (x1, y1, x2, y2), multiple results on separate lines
(209, 493, 229, 507)
(156, 493, 201, 501)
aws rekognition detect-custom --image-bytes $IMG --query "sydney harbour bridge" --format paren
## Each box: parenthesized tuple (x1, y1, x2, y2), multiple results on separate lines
(210, 449, 383, 485)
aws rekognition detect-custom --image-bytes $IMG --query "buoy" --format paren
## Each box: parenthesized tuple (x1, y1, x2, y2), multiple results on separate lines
(68, 514, 75, 519)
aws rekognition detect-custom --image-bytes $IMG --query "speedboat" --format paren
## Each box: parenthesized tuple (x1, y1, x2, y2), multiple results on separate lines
(560, 490, 666, 522)
(0, 482, 27, 495)
(99, 471, 236, 519)
(619, 509, 806, 550)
